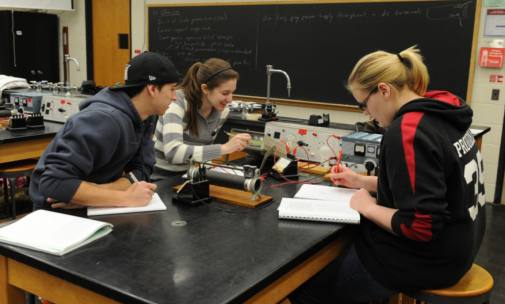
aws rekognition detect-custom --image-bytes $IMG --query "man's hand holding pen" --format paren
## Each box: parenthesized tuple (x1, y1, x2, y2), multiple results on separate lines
(126, 172, 157, 207)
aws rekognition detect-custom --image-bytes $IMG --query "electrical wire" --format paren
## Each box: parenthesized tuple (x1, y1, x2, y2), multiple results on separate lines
(272, 143, 314, 187)
(327, 135, 341, 165)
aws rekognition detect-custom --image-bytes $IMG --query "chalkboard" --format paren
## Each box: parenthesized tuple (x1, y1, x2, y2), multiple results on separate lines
(148, 1, 478, 106)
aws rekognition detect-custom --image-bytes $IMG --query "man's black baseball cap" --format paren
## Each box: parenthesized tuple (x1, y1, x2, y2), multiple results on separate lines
(109, 52, 179, 90)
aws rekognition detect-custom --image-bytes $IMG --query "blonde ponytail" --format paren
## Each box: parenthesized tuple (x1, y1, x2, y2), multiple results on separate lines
(347, 45, 429, 97)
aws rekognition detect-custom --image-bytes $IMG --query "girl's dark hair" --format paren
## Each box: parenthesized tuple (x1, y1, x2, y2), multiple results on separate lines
(177, 58, 239, 136)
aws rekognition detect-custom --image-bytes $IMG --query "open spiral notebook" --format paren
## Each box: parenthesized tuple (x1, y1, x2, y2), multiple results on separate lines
(278, 184, 360, 224)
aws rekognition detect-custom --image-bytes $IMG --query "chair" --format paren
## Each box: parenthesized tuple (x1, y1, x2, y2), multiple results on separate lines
(399, 264, 494, 304)
(0, 159, 38, 220)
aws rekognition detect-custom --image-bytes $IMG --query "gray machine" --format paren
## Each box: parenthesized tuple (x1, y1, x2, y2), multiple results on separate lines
(264, 121, 351, 163)
(340, 132, 382, 176)
(9, 92, 51, 114)
(41, 94, 89, 123)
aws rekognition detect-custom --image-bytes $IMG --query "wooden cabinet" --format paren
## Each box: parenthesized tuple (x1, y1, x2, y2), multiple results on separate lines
(0, 11, 59, 83)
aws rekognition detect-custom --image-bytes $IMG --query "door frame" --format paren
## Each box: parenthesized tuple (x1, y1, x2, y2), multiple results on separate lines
(84, 0, 132, 83)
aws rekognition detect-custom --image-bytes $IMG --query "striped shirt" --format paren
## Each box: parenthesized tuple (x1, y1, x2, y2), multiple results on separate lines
(151, 90, 229, 179)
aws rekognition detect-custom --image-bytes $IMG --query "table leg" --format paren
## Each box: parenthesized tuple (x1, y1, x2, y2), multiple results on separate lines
(0, 255, 25, 304)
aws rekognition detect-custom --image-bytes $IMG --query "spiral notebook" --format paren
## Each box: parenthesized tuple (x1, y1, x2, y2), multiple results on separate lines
(278, 185, 360, 224)
(278, 198, 360, 224)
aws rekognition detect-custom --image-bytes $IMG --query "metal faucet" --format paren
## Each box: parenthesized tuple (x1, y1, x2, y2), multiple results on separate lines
(264, 65, 291, 120)
(64, 54, 80, 95)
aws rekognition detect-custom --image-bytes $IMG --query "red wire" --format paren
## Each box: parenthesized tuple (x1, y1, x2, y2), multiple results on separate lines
(294, 145, 321, 171)
(327, 135, 338, 164)
(272, 143, 313, 186)
(220, 167, 232, 174)
(298, 161, 320, 172)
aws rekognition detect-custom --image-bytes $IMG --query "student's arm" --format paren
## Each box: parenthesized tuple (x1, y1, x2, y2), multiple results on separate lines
(91, 177, 131, 191)
(39, 111, 149, 208)
(349, 189, 398, 234)
(49, 180, 156, 209)
(380, 118, 450, 242)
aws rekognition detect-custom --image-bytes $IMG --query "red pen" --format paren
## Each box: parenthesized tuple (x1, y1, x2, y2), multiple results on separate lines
(332, 149, 343, 185)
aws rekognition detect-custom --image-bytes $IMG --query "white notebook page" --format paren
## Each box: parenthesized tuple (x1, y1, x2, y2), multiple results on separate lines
(294, 184, 357, 201)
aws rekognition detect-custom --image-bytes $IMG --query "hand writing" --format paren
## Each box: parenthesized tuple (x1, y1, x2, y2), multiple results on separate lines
(125, 181, 157, 207)
(331, 165, 362, 189)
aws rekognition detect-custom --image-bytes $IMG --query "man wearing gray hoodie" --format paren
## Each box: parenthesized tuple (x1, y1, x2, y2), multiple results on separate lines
(29, 52, 179, 211)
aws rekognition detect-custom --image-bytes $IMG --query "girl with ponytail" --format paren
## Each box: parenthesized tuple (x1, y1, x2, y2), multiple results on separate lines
(151, 58, 251, 178)
(289, 46, 485, 303)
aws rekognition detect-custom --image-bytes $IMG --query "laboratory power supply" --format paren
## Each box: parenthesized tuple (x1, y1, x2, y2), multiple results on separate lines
(340, 132, 382, 176)
(264, 121, 352, 164)
(41, 94, 89, 123)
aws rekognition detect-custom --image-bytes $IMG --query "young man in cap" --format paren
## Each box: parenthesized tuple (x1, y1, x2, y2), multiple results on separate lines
(29, 52, 179, 211)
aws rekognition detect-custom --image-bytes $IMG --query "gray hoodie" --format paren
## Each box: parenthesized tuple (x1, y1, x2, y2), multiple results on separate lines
(29, 88, 156, 211)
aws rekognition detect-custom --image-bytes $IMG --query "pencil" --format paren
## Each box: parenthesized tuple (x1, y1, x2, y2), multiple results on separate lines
(130, 172, 140, 184)
(333, 149, 343, 186)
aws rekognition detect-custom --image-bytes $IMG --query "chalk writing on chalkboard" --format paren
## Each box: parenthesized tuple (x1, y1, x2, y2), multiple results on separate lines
(427, 1, 471, 26)
(148, 1, 477, 106)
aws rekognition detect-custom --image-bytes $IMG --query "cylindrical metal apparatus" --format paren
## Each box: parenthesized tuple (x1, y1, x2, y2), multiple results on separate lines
(205, 170, 261, 193)
(186, 160, 263, 202)
(0, 109, 16, 118)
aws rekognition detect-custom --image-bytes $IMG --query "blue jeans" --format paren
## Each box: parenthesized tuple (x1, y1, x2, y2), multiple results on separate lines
(289, 241, 398, 304)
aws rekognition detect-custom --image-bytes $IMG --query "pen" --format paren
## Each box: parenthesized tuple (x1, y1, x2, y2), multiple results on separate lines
(333, 149, 343, 186)
(130, 172, 140, 184)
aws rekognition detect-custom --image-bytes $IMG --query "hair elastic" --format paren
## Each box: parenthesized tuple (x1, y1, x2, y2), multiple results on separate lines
(397, 53, 404, 62)
(204, 67, 232, 84)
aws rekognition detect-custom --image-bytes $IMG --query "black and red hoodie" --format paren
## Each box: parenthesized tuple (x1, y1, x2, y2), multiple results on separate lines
(355, 91, 486, 292)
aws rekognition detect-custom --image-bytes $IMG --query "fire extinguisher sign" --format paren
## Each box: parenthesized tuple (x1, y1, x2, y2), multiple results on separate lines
(479, 47, 505, 67)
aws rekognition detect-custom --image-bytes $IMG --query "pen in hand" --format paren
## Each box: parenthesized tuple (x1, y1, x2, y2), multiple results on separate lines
(130, 172, 140, 184)
(333, 149, 343, 186)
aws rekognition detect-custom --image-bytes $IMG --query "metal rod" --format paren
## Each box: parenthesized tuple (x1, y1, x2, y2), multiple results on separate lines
(199, 161, 245, 171)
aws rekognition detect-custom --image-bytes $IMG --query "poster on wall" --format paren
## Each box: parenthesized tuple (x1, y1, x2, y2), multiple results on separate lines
(485, 9, 505, 36)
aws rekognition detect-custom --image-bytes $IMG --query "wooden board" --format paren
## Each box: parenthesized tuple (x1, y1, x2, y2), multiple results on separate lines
(298, 162, 331, 175)
(173, 184, 272, 208)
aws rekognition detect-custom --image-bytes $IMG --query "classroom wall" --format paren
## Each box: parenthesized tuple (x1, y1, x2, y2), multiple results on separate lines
(472, 3, 505, 204)
(2, 0, 504, 203)
(0, 1, 88, 89)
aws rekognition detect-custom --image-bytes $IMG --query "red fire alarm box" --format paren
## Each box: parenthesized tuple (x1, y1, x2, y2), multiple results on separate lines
(479, 48, 505, 67)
